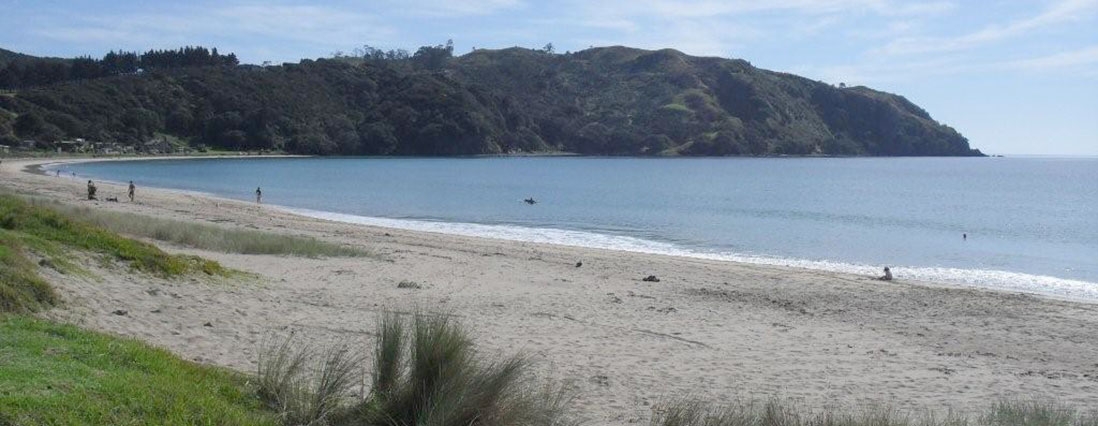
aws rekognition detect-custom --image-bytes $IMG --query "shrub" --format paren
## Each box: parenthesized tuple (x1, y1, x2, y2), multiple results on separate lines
(258, 312, 578, 426)
(256, 337, 360, 426)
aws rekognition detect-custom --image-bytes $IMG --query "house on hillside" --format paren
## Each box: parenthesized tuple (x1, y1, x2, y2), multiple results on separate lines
(58, 140, 87, 153)
(143, 137, 173, 154)
(93, 142, 124, 155)
(0, 144, 10, 154)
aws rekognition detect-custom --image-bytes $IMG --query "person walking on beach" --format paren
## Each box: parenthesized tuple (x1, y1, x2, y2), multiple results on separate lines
(255, 187, 262, 204)
(128, 181, 135, 202)
(86, 180, 97, 200)
(877, 267, 893, 281)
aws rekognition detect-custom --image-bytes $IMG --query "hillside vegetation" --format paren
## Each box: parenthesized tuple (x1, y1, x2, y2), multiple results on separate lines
(0, 44, 981, 156)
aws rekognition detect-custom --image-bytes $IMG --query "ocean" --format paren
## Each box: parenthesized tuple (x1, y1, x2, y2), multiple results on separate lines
(60, 156, 1098, 301)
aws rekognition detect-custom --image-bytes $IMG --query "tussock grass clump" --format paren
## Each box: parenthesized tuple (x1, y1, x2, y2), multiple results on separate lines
(0, 316, 276, 425)
(650, 399, 1098, 426)
(49, 202, 366, 258)
(256, 337, 360, 426)
(352, 313, 578, 426)
(257, 313, 578, 426)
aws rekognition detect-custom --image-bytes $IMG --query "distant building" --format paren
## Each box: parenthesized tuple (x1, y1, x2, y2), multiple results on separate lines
(143, 137, 173, 154)
(0, 144, 10, 154)
(58, 140, 85, 153)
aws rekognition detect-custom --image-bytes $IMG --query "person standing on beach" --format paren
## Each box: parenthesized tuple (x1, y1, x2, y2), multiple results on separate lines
(255, 187, 262, 204)
(86, 180, 97, 200)
(128, 181, 135, 202)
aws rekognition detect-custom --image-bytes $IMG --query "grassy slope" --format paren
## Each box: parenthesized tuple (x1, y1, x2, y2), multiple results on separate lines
(0, 193, 277, 424)
(0, 193, 229, 313)
(0, 194, 225, 278)
(0, 316, 277, 425)
(0, 232, 57, 313)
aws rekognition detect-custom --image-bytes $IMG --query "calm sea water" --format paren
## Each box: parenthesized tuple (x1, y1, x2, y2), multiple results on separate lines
(61, 157, 1098, 301)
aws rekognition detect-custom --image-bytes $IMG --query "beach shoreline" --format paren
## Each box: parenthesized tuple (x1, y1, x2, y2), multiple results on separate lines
(30, 155, 1098, 303)
(3, 156, 1097, 423)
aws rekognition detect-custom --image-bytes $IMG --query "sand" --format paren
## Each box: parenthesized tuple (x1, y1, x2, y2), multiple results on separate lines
(3, 156, 1097, 423)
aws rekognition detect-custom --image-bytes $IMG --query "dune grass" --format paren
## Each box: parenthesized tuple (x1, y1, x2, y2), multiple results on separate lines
(42, 200, 366, 258)
(256, 312, 579, 426)
(650, 399, 1098, 426)
(0, 194, 225, 278)
(0, 233, 58, 313)
(0, 315, 277, 425)
(0, 193, 228, 313)
(256, 338, 361, 426)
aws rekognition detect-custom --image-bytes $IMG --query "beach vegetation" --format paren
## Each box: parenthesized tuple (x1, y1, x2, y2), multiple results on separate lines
(0, 315, 277, 425)
(0, 193, 227, 313)
(256, 337, 361, 426)
(0, 232, 57, 313)
(256, 312, 579, 426)
(37, 200, 368, 258)
(649, 399, 1098, 426)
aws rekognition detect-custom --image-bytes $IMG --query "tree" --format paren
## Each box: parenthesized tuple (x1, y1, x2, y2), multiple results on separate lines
(542, 43, 554, 54)
(13, 113, 44, 137)
(412, 40, 454, 71)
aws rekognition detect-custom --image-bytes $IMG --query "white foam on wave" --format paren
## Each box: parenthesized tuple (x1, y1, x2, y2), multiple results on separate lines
(283, 206, 1098, 303)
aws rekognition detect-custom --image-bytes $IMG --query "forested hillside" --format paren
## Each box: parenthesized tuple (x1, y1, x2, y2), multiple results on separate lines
(0, 44, 982, 156)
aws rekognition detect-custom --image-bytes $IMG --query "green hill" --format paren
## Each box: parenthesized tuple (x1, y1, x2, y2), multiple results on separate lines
(0, 45, 981, 156)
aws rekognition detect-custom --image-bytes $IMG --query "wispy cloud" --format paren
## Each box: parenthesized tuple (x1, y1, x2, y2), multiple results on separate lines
(809, 44, 1098, 87)
(876, 0, 1098, 55)
(391, 0, 523, 17)
(578, 0, 953, 19)
(1006, 45, 1098, 71)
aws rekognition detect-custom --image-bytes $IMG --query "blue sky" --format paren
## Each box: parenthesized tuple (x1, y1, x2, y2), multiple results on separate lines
(2, 0, 1096, 155)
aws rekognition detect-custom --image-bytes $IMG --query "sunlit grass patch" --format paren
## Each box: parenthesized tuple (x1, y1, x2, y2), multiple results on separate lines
(0, 315, 277, 425)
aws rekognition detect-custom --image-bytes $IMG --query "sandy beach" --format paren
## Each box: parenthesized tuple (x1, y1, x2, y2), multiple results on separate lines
(3, 156, 1097, 424)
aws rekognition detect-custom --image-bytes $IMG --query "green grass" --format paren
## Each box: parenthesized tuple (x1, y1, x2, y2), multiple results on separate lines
(0, 233, 57, 313)
(1, 194, 225, 278)
(0, 193, 227, 313)
(256, 338, 361, 426)
(0, 315, 278, 426)
(43, 201, 366, 258)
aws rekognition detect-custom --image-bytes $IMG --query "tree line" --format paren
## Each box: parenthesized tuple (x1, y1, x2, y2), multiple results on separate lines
(0, 46, 238, 90)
